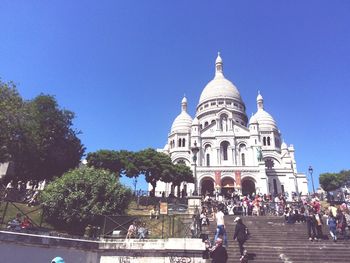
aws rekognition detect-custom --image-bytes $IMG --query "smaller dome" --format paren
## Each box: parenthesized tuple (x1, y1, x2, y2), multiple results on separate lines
(182, 96, 187, 103)
(253, 109, 277, 129)
(249, 114, 258, 124)
(171, 111, 192, 133)
(253, 92, 277, 129)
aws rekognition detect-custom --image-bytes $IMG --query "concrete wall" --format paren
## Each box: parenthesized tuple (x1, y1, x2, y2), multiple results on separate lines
(0, 231, 206, 263)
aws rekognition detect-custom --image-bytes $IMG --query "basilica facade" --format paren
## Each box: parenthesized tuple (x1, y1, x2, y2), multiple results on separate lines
(155, 54, 308, 199)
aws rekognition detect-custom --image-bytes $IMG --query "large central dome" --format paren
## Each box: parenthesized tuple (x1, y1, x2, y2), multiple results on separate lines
(198, 54, 243, 105)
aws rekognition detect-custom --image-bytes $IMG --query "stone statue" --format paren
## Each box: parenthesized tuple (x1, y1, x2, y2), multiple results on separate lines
(257, 147, 263, 162)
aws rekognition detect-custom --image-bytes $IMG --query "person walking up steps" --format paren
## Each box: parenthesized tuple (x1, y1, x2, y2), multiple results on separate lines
(233, 217, 249, 262)
(214, 204, 228, 247)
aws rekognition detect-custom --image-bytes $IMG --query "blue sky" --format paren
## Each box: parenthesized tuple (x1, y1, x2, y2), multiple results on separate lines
(1, 1, 349, 191)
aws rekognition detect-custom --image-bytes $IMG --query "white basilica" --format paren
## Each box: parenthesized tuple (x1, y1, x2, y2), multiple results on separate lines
(155, 54, 308, 199)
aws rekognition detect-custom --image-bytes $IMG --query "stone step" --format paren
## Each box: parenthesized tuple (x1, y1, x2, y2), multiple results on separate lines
(204, 215, 350, 262)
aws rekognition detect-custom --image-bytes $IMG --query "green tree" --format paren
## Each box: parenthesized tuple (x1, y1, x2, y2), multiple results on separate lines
(87, 150, 139, 179)
(87, 150, 122, 175)
(165, 163, 193, 197)
(0, 85, 85, 184)
(27, 94, 85, 182)
(41, 167, 132, 234)
(138, 148, 173, 196)
(319, 172, 343, 192)
(339, 170, 350, 186)
(0, 81, 32, 184)
(319, 170, 350, 193)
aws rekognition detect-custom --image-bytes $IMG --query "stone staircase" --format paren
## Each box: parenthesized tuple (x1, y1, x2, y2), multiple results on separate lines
(204, 215, 350, 263)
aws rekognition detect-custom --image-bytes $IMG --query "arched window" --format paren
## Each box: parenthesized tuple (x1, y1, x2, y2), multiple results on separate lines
(204, 121, 209, 127)
(267, 137, 271, 146)
(263, 137, 267, 146)
(206, 153, 210, 166)
(241, 153, 245, 166)
(182, 138, 186, 147)
(178, 138, 181, 147)
(220, 141, 229, 161)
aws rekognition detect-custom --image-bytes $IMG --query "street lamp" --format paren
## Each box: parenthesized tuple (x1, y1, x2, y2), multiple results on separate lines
(191, 141, 200, 196)
(308, 165, 315, 195)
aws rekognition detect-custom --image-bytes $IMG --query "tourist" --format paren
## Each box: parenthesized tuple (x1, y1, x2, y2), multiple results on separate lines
(7, 213, 22, 231)
(200, 208, 210, 226)
(150, 205, 159, 219)
(233, 217, 249, 260)
(306, 209, 317, 241)
(252, 196, 260, 216)
(21, 216, 33, 230)
(51, 257, 65, 263)
(138, 222, 148, 240)
(328, 202, 337, 218)
(242, 196, 248, 216)
(336, 208, 347, 237)
(214, 204, 227, 247)
(314, 211, 324, 240)
(209, 237, 228, 263)
(327, 212, 337, 242)
(274, 195, 281, 216)
(126, 221, 137, 239)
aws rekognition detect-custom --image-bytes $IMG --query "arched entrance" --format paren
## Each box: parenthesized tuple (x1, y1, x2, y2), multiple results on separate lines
(242, 178, 256, 196)
(201, 178, 214, 196)
(221, 177, 235, 198)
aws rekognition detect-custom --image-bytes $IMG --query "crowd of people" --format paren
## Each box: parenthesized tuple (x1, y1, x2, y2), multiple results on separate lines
(202, 192, 290, 217)
(201, 193, 350, 263)
(282, 197, 350, 242)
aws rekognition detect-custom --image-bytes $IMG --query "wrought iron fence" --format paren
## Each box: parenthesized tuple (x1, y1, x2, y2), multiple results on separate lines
(0, 200, 48, 231)
(98, 214, 194, 239)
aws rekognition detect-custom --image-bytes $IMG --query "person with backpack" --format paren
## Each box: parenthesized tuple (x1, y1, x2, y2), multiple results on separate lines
(233, 217, 249, 261)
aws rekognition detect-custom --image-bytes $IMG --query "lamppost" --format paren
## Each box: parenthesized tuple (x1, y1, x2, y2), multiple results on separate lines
(191, 141, 199, 196)
(308, 166, 315, 195)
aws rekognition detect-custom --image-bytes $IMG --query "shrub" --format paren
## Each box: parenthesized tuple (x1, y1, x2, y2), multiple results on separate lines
(41, 167, 132, 234)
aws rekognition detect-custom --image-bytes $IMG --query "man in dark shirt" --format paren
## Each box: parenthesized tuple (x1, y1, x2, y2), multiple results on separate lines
(210, 237, 228, 263)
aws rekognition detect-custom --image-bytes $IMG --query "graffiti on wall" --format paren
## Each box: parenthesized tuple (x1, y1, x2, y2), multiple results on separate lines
(169, 256, 191, 263)
(118, 256, 131, 263)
